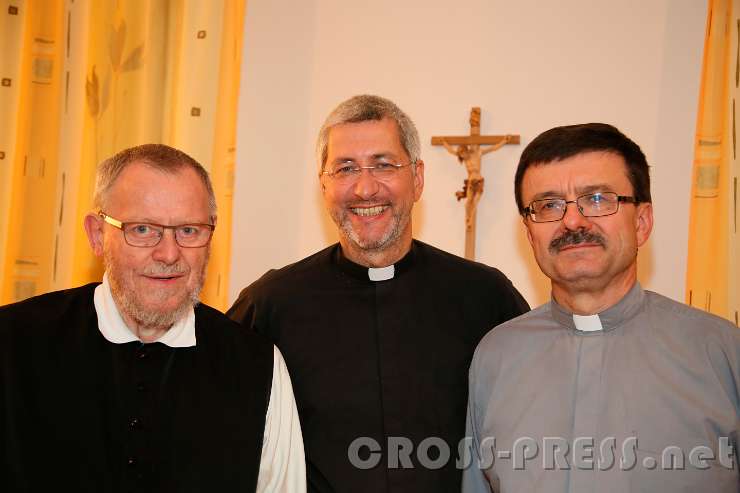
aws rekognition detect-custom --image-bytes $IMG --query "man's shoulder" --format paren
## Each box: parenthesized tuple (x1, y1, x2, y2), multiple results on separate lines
(227, 244, 338, 322)
(644, 290, 739, 337)
(0, 283, 98, 325)
(475, 302, 552, 351)
(244, 244, 337, 295)
(196, 302, 271, 342)
(413, 240, 514, 284)
(469, 303, 552, 388)
(0, 284, 99, 349)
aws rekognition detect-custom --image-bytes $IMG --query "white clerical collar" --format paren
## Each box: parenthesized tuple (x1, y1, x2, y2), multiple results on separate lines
(368, 265, 395, 281)
(572, 313, 604, 332)
(93, 273, 196, 347)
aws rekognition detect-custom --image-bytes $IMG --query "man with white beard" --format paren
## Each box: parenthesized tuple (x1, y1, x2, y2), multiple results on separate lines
(0, 144, 306, 492)
(228, 95, 528, 492)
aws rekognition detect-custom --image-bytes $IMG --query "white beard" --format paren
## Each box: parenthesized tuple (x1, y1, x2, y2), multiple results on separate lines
(332, 206, 410, 252)
(104, 249, 206, 330)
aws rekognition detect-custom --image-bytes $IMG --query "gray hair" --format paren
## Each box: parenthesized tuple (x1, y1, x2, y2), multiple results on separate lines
(93, 144, 217, 218)
(316, 95, 421, 172)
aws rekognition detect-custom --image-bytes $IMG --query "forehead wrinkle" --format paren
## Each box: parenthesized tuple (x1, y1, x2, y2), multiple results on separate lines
(528, 182, 619, 203)
(329, 152, 398, 165)
(574, 183, 616, 195)
(106, 166, 211, 225)
(119, 217, 207, 226)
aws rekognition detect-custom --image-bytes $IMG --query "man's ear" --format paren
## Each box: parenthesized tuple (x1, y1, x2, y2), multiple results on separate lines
(84, 213, 105, 257)
(635, 202, 653, 248)
(318, 172, 327, 193)
(523, 217, 534, 247)
(413, 160, 425, 202)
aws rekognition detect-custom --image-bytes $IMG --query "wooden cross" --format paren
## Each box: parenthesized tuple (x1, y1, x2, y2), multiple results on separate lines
(431, 107, 520, 260)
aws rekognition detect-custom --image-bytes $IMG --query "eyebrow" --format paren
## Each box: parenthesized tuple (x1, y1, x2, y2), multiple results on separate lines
(529, 183, 616, 202)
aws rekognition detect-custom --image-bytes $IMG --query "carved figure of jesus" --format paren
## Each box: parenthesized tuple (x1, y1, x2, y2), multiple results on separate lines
(442, 133, 511, 233)
(431, 107, 519, 260)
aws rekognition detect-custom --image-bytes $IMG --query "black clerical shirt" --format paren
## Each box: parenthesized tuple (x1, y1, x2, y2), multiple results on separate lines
(228, 240, 529, 493)
(0, 283, 274, 493)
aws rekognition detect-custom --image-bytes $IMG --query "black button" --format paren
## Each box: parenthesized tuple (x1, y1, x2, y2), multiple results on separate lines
(137, 350, 148, 360)
(127, 457, 136, 467)
(129, 417, 141, 430)
(136, 382, 147, 392)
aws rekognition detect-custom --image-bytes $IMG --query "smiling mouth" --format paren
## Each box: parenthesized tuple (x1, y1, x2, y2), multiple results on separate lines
(350, 205, 389, 217)
(145, 275, 183, 281)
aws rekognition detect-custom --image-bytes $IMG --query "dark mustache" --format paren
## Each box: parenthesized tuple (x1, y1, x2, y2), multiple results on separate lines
(549, 230, 606, 253)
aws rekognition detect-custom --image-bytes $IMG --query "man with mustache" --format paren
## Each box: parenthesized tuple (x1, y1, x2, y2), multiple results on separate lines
(463, 124, 740, 492)
(0, 144, 305, 492)
(228, 95, 529, 492)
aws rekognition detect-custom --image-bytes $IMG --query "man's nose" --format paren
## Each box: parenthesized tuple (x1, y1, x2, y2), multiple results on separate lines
(352, 168, 380, 200)
(561, 200, 593, 231)
(151, 229, 181, 264)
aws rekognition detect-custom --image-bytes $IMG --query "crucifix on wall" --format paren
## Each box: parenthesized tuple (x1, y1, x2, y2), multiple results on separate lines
(431, 107, 520, 260)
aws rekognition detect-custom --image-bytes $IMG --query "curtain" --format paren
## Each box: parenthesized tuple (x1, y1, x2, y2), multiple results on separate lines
(686, 0, 740, 325)
(0, 0, 245, 311)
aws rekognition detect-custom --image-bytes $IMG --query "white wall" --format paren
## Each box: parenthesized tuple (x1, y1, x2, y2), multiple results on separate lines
(230, 0, 706, 307)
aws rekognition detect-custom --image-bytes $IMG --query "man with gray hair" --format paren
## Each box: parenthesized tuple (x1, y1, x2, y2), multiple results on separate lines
(0, 144, 306, 492)
(228, 95, 528, 492)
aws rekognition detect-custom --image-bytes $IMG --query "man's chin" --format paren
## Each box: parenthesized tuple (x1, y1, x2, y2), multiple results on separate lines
(341, 219, 403, 251)
(123, 288, 200, 327)
(551, 264, 609, 286)
(131, 299, 192, 328)
(142, 297, 189, 314)
(347, 231, 395, 251)
(353, 236, 388, 250)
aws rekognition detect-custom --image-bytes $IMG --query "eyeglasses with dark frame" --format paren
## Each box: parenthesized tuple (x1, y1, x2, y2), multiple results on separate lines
(524, 192, 637, 223)
(98, 212, 215, 248)
(321, 161, 415, 183)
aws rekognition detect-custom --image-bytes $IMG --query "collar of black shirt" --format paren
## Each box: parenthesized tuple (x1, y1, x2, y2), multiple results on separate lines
(332, 240, 418, 282)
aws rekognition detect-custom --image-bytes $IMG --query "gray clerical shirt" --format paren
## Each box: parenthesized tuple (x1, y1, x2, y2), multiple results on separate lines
(463, 283, 740, 493)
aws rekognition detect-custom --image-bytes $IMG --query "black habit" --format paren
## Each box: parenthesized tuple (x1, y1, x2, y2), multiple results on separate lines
(0, 283, 274, 493)
(227, 240, 529, 492)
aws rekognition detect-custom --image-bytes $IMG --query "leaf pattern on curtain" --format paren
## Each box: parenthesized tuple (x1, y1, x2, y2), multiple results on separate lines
(1, 0, 246, 311)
